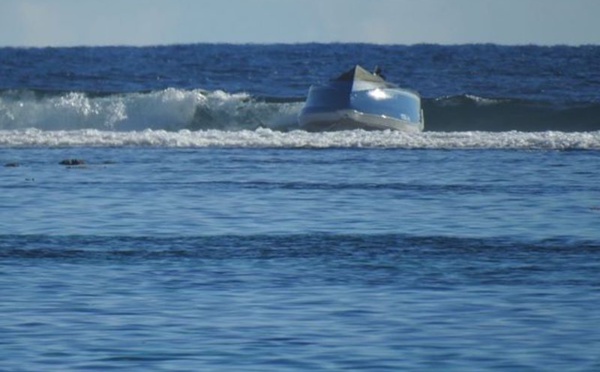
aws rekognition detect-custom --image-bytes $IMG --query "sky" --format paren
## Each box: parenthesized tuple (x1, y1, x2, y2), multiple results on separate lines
(1, 0, 599, 47)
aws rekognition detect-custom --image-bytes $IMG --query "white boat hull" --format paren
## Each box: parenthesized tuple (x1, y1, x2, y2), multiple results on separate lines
(298, 65, 424, 132)
(299, 109, 423, 132)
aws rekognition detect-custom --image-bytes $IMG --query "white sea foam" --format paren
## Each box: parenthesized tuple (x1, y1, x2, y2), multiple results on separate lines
(0, 88, 301, 131)
(1, 128, 599, 150)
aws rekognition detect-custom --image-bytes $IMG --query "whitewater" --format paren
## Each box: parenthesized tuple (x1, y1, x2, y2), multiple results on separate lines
(1, 127, 598, 150)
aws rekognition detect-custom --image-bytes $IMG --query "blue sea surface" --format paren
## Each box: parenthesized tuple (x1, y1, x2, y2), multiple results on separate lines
(1, 44, 600, 371)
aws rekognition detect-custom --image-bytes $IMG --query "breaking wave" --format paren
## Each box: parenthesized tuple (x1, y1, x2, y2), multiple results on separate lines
(0, 88, 302, 132)
(1, 88, 599, 149)
(2, 88, 600, 133)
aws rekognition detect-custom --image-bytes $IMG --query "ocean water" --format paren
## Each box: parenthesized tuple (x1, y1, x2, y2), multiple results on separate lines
(1, 44, 600, 371)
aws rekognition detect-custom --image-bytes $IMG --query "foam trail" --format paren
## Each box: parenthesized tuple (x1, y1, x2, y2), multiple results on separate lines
(1, 129, 599, 150)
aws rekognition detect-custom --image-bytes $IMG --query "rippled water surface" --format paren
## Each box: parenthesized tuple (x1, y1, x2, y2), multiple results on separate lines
(2, 147, 599, 238)
(1, 148, 599, 371)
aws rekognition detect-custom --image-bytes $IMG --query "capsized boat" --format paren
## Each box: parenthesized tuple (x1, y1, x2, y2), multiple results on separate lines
(298, 65, 424, 132)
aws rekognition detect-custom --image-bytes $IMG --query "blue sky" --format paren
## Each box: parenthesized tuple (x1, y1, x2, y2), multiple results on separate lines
(1, 0, 599, 46)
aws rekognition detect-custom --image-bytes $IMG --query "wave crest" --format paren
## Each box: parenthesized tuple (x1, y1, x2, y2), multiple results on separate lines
(0, 88, 302, 132)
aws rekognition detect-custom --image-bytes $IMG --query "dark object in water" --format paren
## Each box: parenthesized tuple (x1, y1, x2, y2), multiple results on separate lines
(60, 159, 86, 166)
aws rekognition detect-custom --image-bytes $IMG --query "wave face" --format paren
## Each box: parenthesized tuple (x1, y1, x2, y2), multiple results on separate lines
(1, 89, 599, 134)
(0, 89, 302, 132)
(424, 95, 600, 132)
